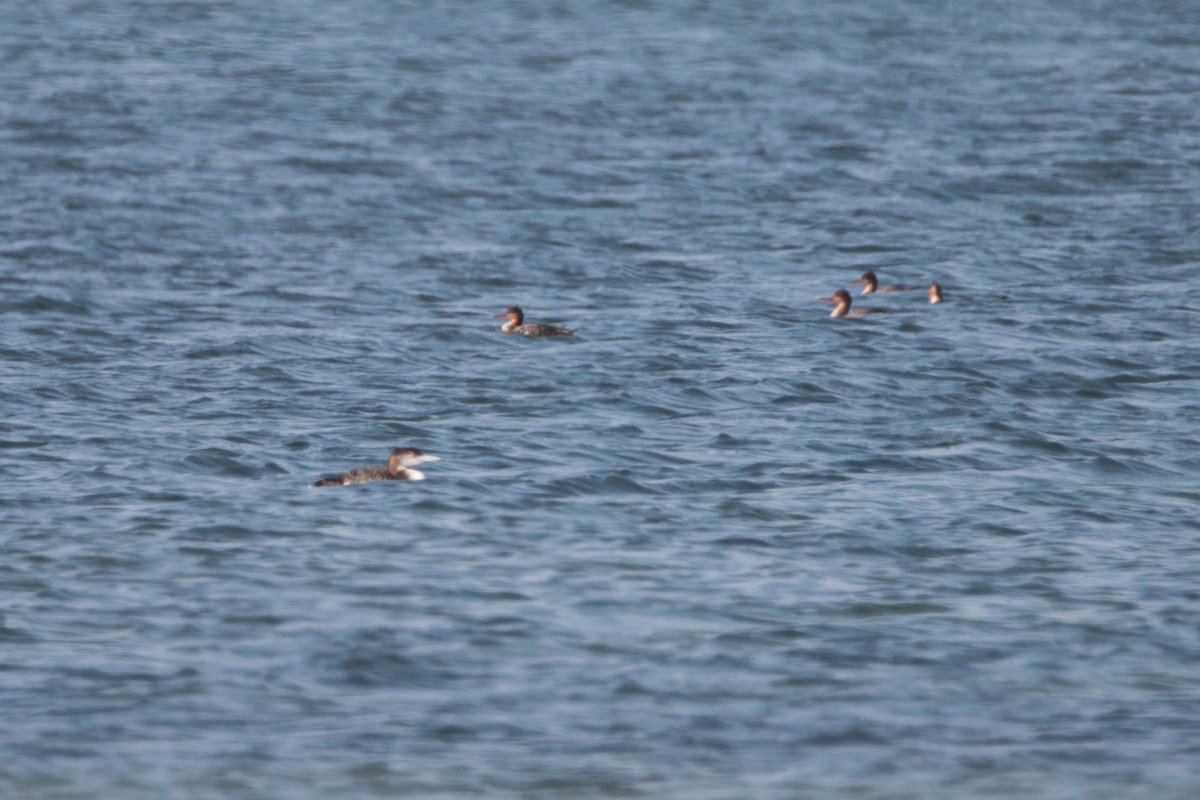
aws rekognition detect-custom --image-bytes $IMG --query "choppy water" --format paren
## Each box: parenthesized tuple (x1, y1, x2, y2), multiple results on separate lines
(3, 2, 1200, 798)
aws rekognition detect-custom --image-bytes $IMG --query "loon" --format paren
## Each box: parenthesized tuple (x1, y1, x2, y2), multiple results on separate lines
(311, 447, 440, 487)
(821, 289, 893, 319)
(929, 282, 943, 304)
(496, 306, 573, 337)
(851, 271, 922, 295)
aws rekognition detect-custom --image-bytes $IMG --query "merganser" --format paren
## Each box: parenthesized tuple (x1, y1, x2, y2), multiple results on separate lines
(496, 306, 573, 337)
(850, 271, 922, 295)
(929, 282, 943, 304)
(311, 447, 440, 487)
(821, 288, 893, 319)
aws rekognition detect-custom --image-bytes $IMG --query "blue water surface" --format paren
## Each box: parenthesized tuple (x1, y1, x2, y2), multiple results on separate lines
(2, 1, 1199, 798)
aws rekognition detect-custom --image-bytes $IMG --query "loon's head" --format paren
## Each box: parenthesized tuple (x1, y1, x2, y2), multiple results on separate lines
(387, 447, 441, 478)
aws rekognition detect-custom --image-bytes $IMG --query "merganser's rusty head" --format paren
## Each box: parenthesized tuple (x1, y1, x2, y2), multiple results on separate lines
(820, 289, 853, 318)
(849, 271, 879, 294)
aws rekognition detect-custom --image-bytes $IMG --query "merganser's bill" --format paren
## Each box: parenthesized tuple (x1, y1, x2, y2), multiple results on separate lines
(496, 306, 573, 337)
(311, 447, 440, 487)
(851, 271, 922, 295)
(821, 288, 893, 319)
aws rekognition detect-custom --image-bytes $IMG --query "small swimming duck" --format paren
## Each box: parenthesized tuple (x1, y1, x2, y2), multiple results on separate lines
(929, 282, 943, 304)
(850, 271, 922, 295)
(496, 306, 573, 337)
(821, 289, 893, 319)
(311, 447, 440, 487)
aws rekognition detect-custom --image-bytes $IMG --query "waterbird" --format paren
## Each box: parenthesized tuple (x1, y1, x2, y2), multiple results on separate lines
(496, 306, 573, 337)
(821, 288, 893, 319)
(311, 447, 440, 486)
(851, 271, 922, 295)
